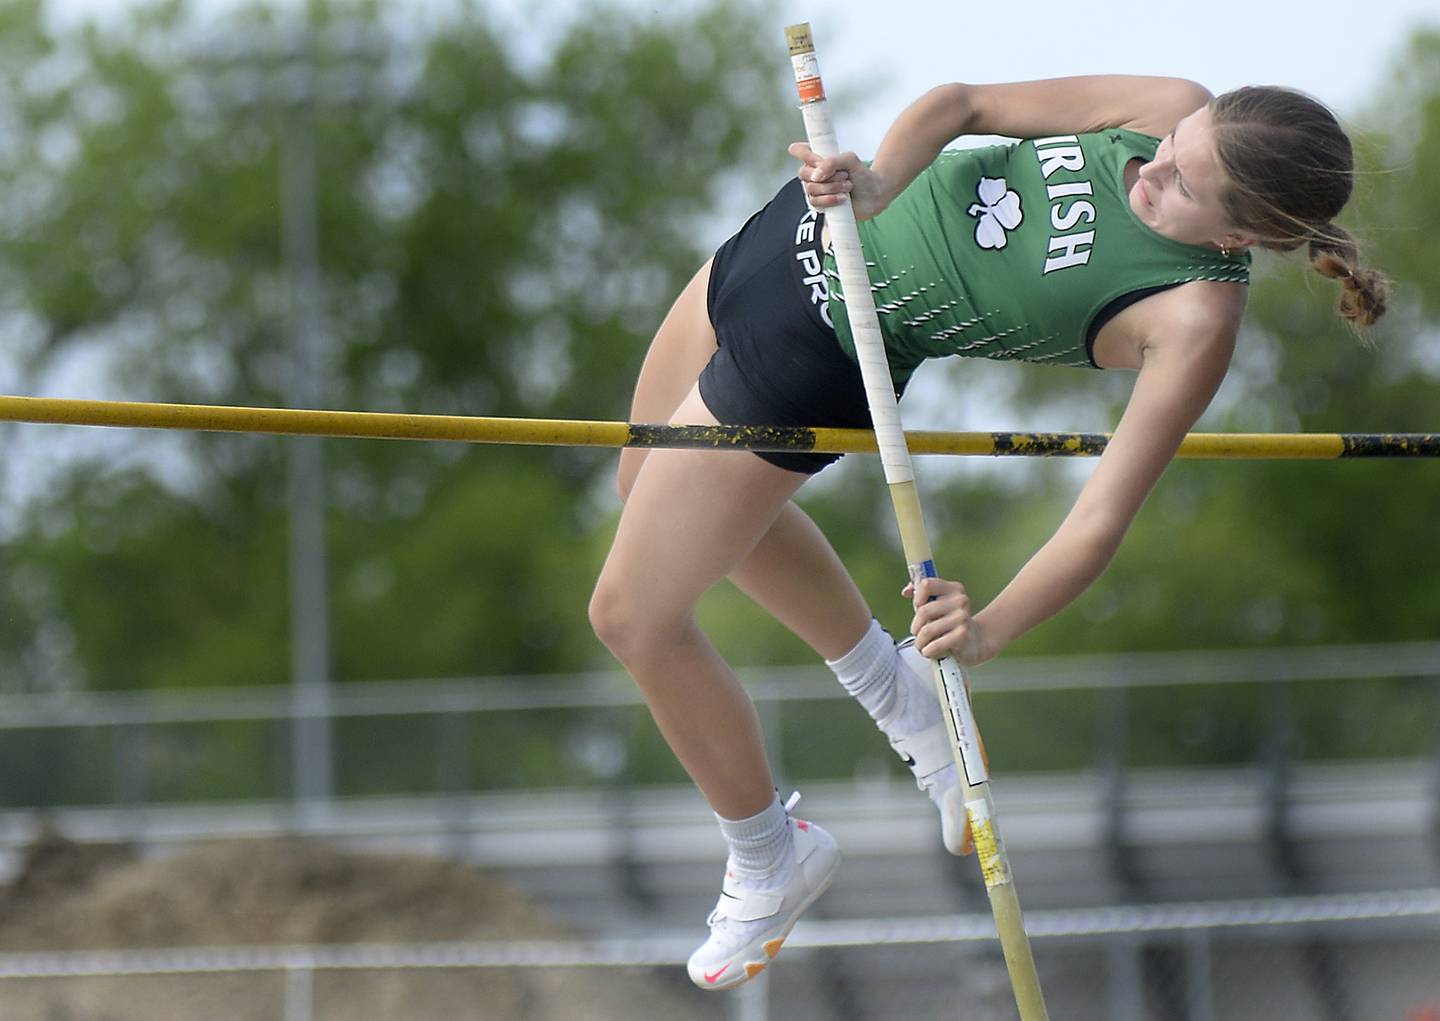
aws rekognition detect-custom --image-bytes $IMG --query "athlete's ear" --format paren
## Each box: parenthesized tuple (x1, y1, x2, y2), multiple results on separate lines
(1218, 231, 1259, 253)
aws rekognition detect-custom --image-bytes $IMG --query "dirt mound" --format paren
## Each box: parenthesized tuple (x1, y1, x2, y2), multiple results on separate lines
(0, 832, 717, 1021)
(0, 820, 134, 917)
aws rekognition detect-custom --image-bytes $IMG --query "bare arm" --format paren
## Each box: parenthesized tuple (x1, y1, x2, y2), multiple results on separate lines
(909, 287, 1243, 662)
(793, 76, 1212, 217)
(963, 75, 1214, 139)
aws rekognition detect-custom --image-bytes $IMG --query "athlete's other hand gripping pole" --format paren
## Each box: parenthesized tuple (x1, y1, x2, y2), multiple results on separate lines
(784, 24, 1050, 1020)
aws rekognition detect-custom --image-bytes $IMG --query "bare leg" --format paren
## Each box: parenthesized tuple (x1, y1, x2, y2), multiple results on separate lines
(590, 388, 809, 819)
(726, 505, 873, 660)
(617, 264, 873, 662)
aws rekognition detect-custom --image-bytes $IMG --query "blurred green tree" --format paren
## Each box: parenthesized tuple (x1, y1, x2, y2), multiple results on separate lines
(0, 0, 792, 693)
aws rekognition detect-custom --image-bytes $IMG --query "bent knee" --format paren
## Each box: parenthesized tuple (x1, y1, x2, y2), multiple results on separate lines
(588, 578, 642, 657)
(588, 576, 683, 665)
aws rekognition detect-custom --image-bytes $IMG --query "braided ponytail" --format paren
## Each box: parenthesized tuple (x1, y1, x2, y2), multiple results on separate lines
(1308, 223, 1388, 333)
(1209, 86, 1389, 341)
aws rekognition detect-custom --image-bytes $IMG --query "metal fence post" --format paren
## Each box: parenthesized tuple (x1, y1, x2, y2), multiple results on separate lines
(1107, 933, 1145, 1021)
(435, 710, 471, 858)
(729, 967, 770, 1021)
(284, 964, 315, 1021)
(1184, 928, 1216, 1021)
(111, 722, 148, 845)
(1103, 685, 1144, 893)
(1431, 673, 1440, 870)
(1264, 681, 1299, 885)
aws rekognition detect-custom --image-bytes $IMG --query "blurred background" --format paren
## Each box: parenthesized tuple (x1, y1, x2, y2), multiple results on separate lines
(0, 0, 1438, 1018)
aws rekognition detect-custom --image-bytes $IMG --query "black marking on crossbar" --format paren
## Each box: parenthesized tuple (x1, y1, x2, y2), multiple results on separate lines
(625, 424, 818, 452)
(1339, 434, 1440, 458)
(990, 432, 1112, 457)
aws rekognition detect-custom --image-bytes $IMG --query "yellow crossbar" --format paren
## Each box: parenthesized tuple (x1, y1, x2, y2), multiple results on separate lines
(1, 395, 1436, 458)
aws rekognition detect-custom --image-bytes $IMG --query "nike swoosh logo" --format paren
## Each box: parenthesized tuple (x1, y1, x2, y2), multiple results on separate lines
(705, 964, 731, 984)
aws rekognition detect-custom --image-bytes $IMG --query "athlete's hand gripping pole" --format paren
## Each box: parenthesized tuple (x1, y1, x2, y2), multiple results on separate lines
(784, 24, 1050, 1021)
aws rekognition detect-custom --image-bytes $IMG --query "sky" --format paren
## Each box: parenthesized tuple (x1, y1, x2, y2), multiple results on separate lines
(49, 0, 1439, 152)
(787, 0, 1437, 151)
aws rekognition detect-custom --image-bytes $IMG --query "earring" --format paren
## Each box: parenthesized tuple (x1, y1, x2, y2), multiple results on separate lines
(1220, 241, 1231, 257)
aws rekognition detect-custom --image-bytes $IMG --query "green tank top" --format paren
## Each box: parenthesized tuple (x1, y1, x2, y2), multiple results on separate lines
(824, 129, 1251, 384)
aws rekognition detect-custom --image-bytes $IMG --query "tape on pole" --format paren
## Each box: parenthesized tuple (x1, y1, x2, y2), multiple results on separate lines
(785, 23, 914, 485)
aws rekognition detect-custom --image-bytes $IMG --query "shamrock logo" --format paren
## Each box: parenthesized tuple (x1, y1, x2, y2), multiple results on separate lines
(967, 176, 1023, 250)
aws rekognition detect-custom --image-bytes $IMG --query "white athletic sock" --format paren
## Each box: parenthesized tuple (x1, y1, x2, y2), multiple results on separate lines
(879, 651, 941, 740)
(716, 792, 792, 879)
(825, 618, 898, 724)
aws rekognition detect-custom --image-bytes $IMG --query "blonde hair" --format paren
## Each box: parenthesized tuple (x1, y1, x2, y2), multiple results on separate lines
(1209, 86, 1388, 337)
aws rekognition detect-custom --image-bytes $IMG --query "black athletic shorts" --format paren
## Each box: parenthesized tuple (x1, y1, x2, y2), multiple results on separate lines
(699, 177, 902, 475)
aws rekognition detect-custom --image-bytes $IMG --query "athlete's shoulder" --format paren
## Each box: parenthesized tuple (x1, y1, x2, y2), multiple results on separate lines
(1096, 280, 1246, 370)
(1142, 280, 1247, 351)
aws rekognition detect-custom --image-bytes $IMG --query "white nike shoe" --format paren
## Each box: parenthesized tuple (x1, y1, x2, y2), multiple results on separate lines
(686, 793, 840, 991)
(891, 637, 971, 856)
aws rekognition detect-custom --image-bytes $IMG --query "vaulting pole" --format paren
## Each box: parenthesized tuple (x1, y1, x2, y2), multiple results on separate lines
(784, 23, 1050, 1020)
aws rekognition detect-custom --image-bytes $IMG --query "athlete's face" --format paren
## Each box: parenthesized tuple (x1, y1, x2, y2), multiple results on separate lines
(1130, 105, 1249, 251)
